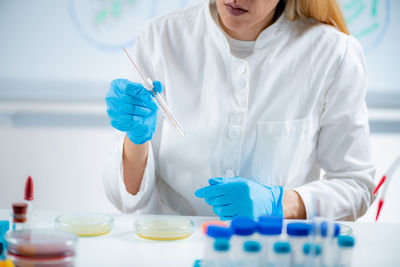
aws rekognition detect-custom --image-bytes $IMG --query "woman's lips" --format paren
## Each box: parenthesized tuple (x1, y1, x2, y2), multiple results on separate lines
(225, 3, 248, 16)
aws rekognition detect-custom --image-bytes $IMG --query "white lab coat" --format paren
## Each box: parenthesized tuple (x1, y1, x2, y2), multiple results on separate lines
(103, 0, 376, 220)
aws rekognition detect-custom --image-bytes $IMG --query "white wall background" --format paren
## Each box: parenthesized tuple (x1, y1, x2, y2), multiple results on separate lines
(0, 113, 120, 214)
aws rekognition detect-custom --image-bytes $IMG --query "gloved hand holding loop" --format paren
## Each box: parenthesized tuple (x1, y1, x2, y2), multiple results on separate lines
(106, 79, 163, 145)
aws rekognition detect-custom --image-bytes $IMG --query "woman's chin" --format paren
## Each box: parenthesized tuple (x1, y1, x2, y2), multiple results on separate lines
(220, 17, 244, 32)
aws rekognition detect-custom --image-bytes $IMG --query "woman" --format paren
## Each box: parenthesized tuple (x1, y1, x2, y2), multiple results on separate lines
(103, 0, 375, 221)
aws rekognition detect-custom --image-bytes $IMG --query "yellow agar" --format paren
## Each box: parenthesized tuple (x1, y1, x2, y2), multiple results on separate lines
(134, 216, 194, 241)
(75, 230, 111, 237)
(137, 234, 192, 241)
(57, 225, 112, 237)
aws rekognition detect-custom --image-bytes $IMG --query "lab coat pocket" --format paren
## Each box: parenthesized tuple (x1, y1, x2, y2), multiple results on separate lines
(251, 117, 315, 186)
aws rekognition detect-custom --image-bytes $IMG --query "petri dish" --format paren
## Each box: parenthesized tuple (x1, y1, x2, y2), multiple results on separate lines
(5, 229, 77, 258)
(7, 252, 75, 267)
(55, 213, 114, 237)
(134, 216, 194, 241)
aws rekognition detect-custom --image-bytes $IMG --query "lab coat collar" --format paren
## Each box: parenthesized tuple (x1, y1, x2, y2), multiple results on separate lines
(204, 0, 290, 52)
(205, 0, 230, 54)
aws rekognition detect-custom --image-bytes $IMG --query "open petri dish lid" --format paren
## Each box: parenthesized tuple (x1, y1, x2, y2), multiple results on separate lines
(55, 213, 114, 237)
(134, 216, 194, 241)
(5, 229, 78, 257)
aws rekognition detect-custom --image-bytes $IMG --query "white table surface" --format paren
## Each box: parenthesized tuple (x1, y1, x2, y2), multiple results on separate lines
(1, 210, 399, 267)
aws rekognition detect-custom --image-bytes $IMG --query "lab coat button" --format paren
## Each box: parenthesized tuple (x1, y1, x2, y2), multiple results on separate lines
(226, 169, 235, 178)
(230, 115, 241, 125)
(237, 65, 246, 74)
(236, 80, 246, 89)
(229, 129, 240, 139)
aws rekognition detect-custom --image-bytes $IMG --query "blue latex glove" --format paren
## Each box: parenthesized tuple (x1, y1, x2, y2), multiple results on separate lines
(106, 79, 162, 145)
(195, 177, 283, 220)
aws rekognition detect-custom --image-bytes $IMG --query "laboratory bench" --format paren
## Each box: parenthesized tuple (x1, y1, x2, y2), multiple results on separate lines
(0, 209, 399, 267)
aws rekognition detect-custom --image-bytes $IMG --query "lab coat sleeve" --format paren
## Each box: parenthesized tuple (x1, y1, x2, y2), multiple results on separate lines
(102, 23, 161, 213)
(294, 36, 376, 221)
(102, 131, 157, 213)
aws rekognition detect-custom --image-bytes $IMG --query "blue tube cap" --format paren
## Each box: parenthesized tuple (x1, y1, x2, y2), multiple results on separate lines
(274, 241, 291, 254)
(287, 222, 312, 237)
(320, 222, 340, 237)
(0, 221, 9, 236)
(338, 235, 355, 247)
(231, 217, 257, 236)
(257, 221, 282, 235)
(193, 259, 202, 267)
(244, 240, 261, 253)
(207, 225, 232, 239)
(214, 239, 230, 252)
(303, 243, 322, 255)
(258, 215, 283, 224)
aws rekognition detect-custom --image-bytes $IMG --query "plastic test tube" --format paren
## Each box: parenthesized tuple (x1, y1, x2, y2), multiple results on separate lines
(209, 239, 231, 267)
(286, 222, 312, 266)
(320, 222, 340, 266)
(273, 241, 292, 267)
(144, 77, 185, 136)
(303, 243, 323, 266)
(335, 235, 355, 267)
(122, 47, 185, 136)
(230, 217, 258, 266)
(256, 218, 283, 265)
(204, 226, 232, 267)
(243, 240, 262, 267)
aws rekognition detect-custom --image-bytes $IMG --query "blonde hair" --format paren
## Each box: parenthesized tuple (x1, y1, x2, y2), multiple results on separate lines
(283, 0, 349, 34)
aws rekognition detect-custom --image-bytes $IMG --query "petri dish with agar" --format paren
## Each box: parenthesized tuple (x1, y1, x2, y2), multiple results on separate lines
(7, 253, 75, 267)
(134, 216, 194, 241)
(5, 229, 77, 258)
(55, 213, 114, 237)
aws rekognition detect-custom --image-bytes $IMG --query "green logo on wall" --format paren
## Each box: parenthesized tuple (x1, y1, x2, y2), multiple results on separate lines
(69, 0, 190, 52)
(343, 0, 390, 52)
